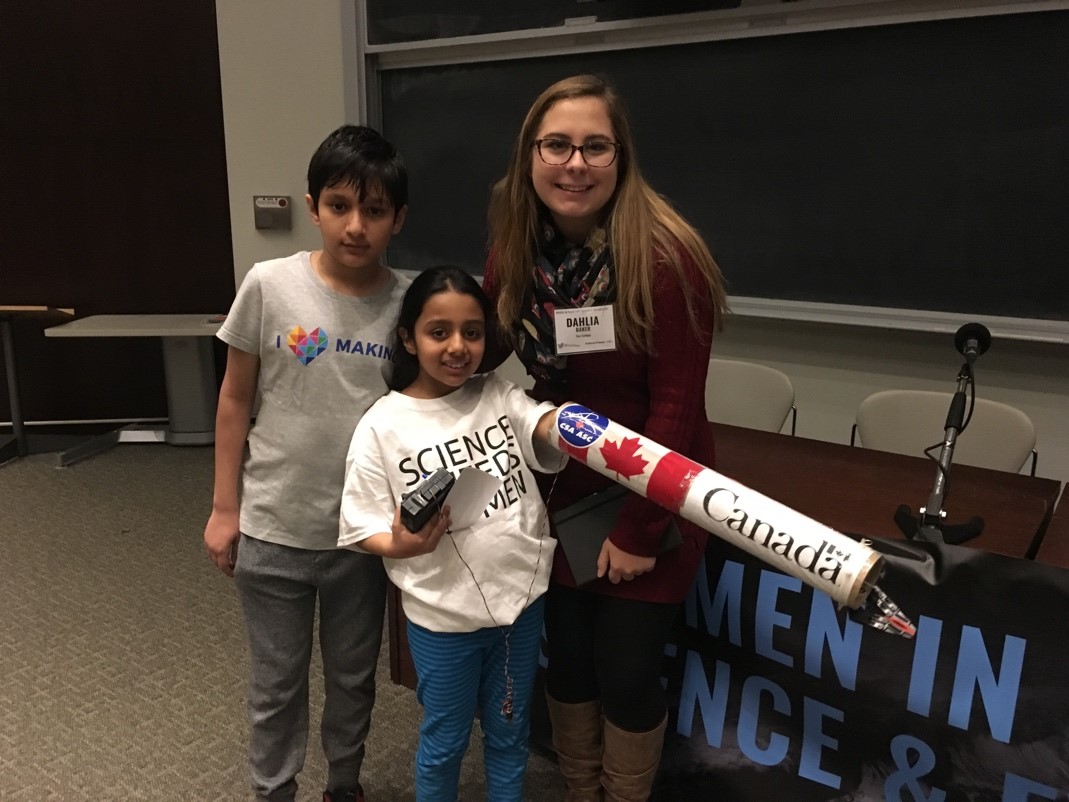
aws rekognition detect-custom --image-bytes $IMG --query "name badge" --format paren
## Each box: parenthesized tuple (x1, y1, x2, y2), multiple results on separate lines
(554, 304, 616, 355)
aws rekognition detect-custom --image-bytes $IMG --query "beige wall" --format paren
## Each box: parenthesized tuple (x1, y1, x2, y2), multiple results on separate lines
(215, 0, 357, 285)
(214, 4, 1069, 485)
(709, 319, 1068, 486)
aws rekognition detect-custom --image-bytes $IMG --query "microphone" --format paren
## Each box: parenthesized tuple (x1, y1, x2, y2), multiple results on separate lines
(954, 322, 991, 363)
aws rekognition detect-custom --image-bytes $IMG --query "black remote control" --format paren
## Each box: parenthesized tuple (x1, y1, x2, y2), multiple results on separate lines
(400, 468, 455, 532)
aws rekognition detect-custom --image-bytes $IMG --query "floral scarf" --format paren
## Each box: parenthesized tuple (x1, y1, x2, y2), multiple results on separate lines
(516, 220, 616, 387)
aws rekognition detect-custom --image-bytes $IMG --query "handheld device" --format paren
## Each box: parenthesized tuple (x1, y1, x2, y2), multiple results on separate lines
(400, 468, 455, 532)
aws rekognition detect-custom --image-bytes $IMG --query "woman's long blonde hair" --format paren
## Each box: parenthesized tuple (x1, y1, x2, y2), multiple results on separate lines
(488, 74, 728, 352)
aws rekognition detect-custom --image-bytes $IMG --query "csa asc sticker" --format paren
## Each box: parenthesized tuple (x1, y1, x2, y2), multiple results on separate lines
(557, 404, 609, 449)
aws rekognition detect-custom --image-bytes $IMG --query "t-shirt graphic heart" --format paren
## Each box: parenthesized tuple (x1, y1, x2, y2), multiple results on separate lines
(287, 326, 329, 365)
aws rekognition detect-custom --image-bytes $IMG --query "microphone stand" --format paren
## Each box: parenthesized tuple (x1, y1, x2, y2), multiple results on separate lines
(895, 362, 985, 545)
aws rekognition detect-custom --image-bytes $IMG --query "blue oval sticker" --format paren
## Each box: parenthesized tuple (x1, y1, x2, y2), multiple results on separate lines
(557, 403, 609, 449)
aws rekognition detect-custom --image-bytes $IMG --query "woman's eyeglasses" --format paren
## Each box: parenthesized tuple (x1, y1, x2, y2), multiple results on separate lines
(534, 138, 620, 168)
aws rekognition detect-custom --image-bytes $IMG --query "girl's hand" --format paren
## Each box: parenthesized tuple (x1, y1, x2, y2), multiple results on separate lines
(597, 539, 656, 584)
(389, 504, 451, 558)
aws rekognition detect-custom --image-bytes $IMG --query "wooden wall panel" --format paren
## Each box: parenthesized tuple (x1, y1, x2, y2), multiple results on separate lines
(0, 1, 234, 425)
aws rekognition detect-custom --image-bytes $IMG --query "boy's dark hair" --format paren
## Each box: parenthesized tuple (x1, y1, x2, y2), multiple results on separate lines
(306, 124, 408, 212)
(388, 266, 494, 393)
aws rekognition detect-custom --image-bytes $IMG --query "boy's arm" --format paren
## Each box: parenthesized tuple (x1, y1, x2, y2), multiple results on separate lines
(204, 346, 259, 577)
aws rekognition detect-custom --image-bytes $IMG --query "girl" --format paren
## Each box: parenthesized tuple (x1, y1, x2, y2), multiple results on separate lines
(338, 266, 566, 802)
(482, 74, 729, 801)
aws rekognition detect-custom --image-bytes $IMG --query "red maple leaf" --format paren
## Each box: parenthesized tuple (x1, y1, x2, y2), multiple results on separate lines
(600, 437, 649, 479)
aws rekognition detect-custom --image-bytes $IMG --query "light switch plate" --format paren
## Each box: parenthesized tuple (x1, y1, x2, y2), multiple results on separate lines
(253, 196, 292, 230)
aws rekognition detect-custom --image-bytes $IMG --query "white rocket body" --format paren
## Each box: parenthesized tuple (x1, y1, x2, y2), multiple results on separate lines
(547, 403, 882, 609)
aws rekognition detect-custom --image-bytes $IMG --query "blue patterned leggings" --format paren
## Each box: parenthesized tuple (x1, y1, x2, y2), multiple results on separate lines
(406, 595, 546, 802)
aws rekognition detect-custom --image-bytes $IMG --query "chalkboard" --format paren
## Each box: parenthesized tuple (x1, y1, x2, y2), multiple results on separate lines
(380, 11, 1068, 321)
(365, 0, 740, 44)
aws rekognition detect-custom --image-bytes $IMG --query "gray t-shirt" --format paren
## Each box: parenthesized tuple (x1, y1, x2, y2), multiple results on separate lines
(218, 251, 410, 550)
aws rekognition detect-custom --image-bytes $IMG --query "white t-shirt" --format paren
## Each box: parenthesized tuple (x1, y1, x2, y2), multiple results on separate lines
(218, 251, 409, 550)
(339, 373, 566, 632)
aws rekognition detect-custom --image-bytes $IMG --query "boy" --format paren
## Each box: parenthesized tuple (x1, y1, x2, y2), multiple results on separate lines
(204, 125, 409, 802)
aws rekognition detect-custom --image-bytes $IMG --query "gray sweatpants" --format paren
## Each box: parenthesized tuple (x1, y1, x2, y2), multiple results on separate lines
(234, 534, 387, 802)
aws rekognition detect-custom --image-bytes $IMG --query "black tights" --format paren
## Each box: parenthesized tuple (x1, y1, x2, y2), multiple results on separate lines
(544, 583, 680, 732)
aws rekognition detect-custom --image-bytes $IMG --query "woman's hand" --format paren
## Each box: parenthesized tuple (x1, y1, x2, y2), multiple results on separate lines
(597, 539, 656, 584)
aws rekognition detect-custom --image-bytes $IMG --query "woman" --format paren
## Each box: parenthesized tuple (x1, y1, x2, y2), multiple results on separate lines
(482, 74, 728, 801)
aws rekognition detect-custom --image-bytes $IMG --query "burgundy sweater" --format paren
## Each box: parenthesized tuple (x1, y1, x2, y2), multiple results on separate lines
(482, 248, 717, 604)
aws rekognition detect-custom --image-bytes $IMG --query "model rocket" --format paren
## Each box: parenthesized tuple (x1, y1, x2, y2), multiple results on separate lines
(544, 403, 915, 638)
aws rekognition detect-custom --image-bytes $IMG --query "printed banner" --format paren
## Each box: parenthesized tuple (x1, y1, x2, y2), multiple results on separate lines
(532, 537, 1069, 800)
(655, 537, 1069, 801)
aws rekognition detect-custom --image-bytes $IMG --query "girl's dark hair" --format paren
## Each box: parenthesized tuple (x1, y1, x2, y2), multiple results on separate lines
(388, 266, 494, 392)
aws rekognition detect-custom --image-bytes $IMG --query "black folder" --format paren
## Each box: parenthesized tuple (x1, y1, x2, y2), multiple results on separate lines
(552, 485, 682, 586)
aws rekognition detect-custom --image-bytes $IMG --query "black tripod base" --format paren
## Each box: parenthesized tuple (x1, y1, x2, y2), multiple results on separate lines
(894, 504, 985, 546)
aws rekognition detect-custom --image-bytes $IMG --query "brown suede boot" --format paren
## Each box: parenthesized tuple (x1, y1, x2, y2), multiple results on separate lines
(600, 714, 668, 802)
(546, 693, 604, 802)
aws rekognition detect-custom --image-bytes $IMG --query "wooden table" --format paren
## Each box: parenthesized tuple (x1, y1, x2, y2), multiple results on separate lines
(44, 314, 223, 465)
(711, 423, 1061, 560)
(1, 306, 76, 465)
(1035, 493, 1069, 569)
